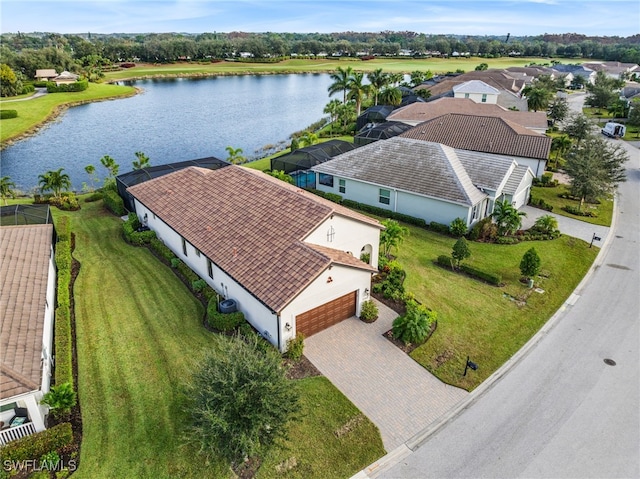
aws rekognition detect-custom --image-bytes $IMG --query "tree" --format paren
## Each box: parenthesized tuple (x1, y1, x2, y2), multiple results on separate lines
(84, 164, 100, 191)
(100, 155, 120, 179)
(38, 168, 71, 198)
(336, 101, 356, 128)
(451, 237, 471, 267)
(524, 87, 553, 112)
(520, 247, 541, 281)
(550, 134, 572, 168)
(586, 70, 624, 110)
(298, 131, 318, 149)
(346, 71, 370, 118)
(323, 98, 342, 134)
(627, 101, 640, 138)
(367, 68, 388, 105)
(132, 151, 151, 170)
(547, 97, 569, 126)
(409, 70, 428, 87)
(266, 170, 294, 184)
(0, 176, 16, 205)
(327, 66, 353, 104)
(225, 146, 246, 165)
(564, 134, 628, 210)
(380, 219, 409, 258)
(563, 113, 594, 143)
(607, 98, 628, 119)
(492, 200, 526, 236)
(379, 86, 402, 106)
(185, 334, 299, 465)
(475, 62, 488, 71)
(388, 72, 404, 87)
(0, 63, 22, 97)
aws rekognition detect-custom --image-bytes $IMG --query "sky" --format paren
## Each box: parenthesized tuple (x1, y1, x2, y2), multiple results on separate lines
(1, 0, 638, 37)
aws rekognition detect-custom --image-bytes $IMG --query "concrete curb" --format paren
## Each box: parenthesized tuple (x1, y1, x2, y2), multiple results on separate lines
(353, 194, 620, 479)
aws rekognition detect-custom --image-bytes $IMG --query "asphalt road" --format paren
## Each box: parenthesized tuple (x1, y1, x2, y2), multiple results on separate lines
(379, 139, 640, 477)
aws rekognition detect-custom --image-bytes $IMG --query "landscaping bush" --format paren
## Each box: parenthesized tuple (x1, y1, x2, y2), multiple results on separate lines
(177, 261, 201, 286)
(102, 189, 125, 216)
(460, 264, 502, 285)
(436, 254, 454, 269)
(54, 305, 72, 386)
(1, 109, 18, 119)
(34, 80, 48, 87)
(192, 279, 207, 292)
(56, 216, 71, 243)
(305, 188, 343, 204)
(451, 237, 471, 267)
(49, 194, 80, 211)
(284, 334, 305, 361)
(340, 199, 428, 228)
(495, 236, 520, 245)
(150, 238, 176, 261)
(22, 84, 35, 94)
(468, 217, 497, 242)
(429, 221, 450, 235)
(392, 300, 436, 345)
(123, 213, 156, 245)
(206, 297, 245, 331)
(449, 217, 467, 237)
(359, 299, 379, 323)
(374, 260, 406, 300)
(55, 243, 72, 271)
(0, 423, 73, 463)
(562, 205, 597, 217)
(529, 196, 554, 211)
(46, 79, 89, 93)
(84, 191, 103, 202)
(520, 247, 542, 280)
(40, 382, 77, 417)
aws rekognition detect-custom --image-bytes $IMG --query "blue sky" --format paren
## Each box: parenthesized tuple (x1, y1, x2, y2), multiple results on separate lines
(1, 0, 638, 37)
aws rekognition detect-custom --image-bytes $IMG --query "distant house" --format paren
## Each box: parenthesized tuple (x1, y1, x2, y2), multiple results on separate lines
(0, 224, 56, 445)
(53, 71, 79, 85)
(582, 61, 639, 80)
(354, 121, 413, 146)
(549, 64, 597, 85)
(399, 113, 551, 177)
(127, 166, 382, 350)
(34, 69, 58, 82)
(453, 80, 500, 104)
(356, 105, 395, 131)
(313, 137, 534, 228)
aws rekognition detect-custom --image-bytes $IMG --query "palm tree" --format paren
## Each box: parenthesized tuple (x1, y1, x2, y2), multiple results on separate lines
(298, 131, 318, 148)
(367, 68, 388, 106)
(379, 86, 402, 107)
(100, 155, 120, 179)
(323, 99, 342, 135)
(38, 168, 71, 198)
(327, 66, 353, 104)
(132, 151, 151, 170)
(0, 176, 16, 205)
(336, 101, 356, 128)
(492, 200, 526, 236)
(524, 87, 553, 112)
(84, 164, 100, 191)
(225, 146, 246, 165)
(551, 134, 572, 168)
(347, 72, 370, 118)
(388, 72, 404, 87)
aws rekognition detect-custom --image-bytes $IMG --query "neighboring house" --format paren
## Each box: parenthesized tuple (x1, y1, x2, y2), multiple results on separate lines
(354, 121, 413, 146)
(313, 137, 534, 228)
(549, 64, 597, 85)
(386, 97, 549, 134)
(34, 69, 58, 82)
(127, 166, 382, 350)
(356, 105, 395, 131)
(53, 71, 79, 85)
(453, 80, 500, 104)
(399, 113, 551, 177)
(0, 224, 56, 445)
(582, 61, 639, 80)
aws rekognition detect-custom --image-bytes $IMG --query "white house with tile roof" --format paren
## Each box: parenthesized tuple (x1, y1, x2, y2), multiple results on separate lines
(127, 166, 382, 351)
(0, 224, 57, 445)
(313, 137, 534, 228)
(453, 80, 501, 104)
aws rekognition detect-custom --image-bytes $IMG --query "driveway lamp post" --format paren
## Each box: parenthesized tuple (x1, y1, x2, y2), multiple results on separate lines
(463, 356, 478, 377)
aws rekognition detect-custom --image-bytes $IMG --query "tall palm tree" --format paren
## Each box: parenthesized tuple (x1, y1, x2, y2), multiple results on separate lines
(323, 99, 342, 135)
(388, 72, 404, 87)
(524, 87, 553, 112)
(0, 176, 16, 205)
(492, 200, 526, 236)
(327, 66, 353, 104)
(551, 134, 572, 168)
(379, 86, 402, 106)
(38, 168, 71, 198)
(367, 68, 388, 106)
(100, 155, 120, 179)
(132, 151, 151, 170)
(347, 72, 370, 118)
(225, 146, 246, 165)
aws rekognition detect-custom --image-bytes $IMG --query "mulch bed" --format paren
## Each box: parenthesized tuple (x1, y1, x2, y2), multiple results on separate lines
(285, 355, 322, 380)
(382, 320, 437, 355)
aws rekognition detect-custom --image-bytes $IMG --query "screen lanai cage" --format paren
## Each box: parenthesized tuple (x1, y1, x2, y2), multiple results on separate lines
(116, 156, 230, 211)
(355, 105, 395, 131)
(270, 140, 357, 189)
(0, 204, 53, 227)
(354, 121, 414, 146)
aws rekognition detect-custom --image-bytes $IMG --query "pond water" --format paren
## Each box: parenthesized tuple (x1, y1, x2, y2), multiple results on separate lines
(1, 73, 335, 191)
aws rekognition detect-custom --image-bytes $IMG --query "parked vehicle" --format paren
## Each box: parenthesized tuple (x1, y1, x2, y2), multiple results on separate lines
(601, 122, 626, 138)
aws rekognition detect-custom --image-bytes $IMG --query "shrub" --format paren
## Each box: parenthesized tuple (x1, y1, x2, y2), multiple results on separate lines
(451, 237, 471, 267)
(170, 257, 181, 268)
(1, 109, 18, 119)
(0, 423, 73, 463)
(520, 247, 542, 280)
(305, 188, 342, 204)
(55, 242, 72, 271)
(22, 84, 35, 94)
(375, 260, 406, 299)
(340, 199, 428, 228)
(428, 221, 450, 234)
(436, 254, 454, 269)
(56, 216, 71, 242)
(529, 197, 553, 211)
(185, 334, 300, 465)
(54, 305, 72, 386)
(123, 214, 156, 245)
(359, 299, 379, 323)
(46, 79, 89, 93)
(192, 279, 207, 292)
(532, 214, 559, 234)
(562, 205, 597, 217)
(460, 264, 502, 285)
(49, 194, 80, 211)
(102, 189, 125, 216)
(468, 217, 497, 242)
(449, 217, 467, 237)
(40, 383, 77, 417)
(206, 297, 245, 331)
(177, 261, 200, 285)
(150, 238, 176, 261)
(284, 334, 305, 361)
(34, 80, 48, 87)
(84, 191, 103, 202)
(392, 301, 436, 345)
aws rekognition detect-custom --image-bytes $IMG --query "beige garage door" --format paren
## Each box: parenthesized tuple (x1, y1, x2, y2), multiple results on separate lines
(296, 291, 357, 337)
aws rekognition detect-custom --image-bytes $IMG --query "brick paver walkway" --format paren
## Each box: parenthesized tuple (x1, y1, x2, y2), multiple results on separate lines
(304, 300, 468, 451)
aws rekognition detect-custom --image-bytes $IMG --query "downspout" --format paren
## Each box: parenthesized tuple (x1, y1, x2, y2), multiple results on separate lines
(394, 189, 398, 213)
(276, 313, 282, 352)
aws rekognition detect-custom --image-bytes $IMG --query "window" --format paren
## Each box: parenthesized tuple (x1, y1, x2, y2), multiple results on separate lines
(319, 173, 334, 187)
(195, 248, 201, 257)
(464, 93, 470, 99)
(207, 259, 213, 279)
(481, 94, 487, 103)
(338, 179, 346, 194)
(472, 204, 480, 220)
(182, 237, 187, 256)
(327, 226, 335, 242)
(379, 188, 391, 205)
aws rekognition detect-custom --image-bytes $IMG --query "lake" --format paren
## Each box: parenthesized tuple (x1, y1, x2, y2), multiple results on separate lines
(1, 73, 336, 191)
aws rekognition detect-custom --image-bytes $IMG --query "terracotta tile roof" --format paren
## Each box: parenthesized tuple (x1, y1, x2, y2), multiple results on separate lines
(127, 166, 379, 313)
(386, 98, 548, 131)
(399, 113, 551, 160)
(415, 70, 525, 96)
(312, 137, 487, 207)
(1, 224, 53, 400)
(306, 244, 377, 272)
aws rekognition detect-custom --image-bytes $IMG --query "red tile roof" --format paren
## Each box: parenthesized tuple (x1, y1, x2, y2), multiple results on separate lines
(128, 166, 379, 312)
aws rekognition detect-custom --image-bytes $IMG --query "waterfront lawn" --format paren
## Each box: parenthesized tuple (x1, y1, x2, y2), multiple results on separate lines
(54, 199, 383, 478)
(388, 223, 598, 391)
(531, 185, 613, 226)
(0, 82, 136, 143)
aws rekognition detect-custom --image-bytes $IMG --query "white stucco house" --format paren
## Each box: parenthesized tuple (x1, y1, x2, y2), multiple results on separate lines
(313, 137, 534, 228)
(0, 224, 57, 445)
(453, 80, 500, 104)
(127, 166, 382, 351)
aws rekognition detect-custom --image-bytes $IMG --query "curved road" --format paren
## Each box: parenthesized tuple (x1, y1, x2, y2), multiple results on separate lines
(376, 115, 640, 477)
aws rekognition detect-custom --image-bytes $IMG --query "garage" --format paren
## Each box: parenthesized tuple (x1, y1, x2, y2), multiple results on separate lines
(296, 291, 357, 337)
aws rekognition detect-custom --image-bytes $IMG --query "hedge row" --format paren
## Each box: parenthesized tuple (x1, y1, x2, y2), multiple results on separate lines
(103, 189, 125, 216)
(54, 219, 74, 387)
(305, 188, 343, 204)
(562, 205, 597, 217)
(150, 238, 176, 261)
(46, 79, 89, 93)
(123, 213, 157, 245)
(529, 197, 553, 211)
(56, 216, 71, 242)
(0, 422, 73, 463)
(206, 297, 245, 331)
(340, 199, 428, 227)
(436, 255, 502, 285)
(1, 109, 18, 119)
(54, 305, 72, 386)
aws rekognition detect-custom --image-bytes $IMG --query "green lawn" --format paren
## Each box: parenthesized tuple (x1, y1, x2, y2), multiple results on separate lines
(530, 185, 613, 226)
(51, 199, 382, 478)
(389, 224, 598, 391)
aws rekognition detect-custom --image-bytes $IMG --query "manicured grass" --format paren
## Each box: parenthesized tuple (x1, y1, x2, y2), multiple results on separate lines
(49, 199, 383, 478)
(0, 82, 136, 144)
(530, 185, 613, 226)
(257, 377, 386, 479)
(389, 224, 598, 391)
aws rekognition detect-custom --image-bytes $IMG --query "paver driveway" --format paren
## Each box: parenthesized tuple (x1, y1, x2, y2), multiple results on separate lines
(304, 300, 468, 451)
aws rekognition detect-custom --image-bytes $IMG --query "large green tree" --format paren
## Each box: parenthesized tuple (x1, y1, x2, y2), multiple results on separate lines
(547, 97, 569, 126)
(563, 113, 595, 143)
(327, 66, 353, 104)
(38, 168, 71, 198)
(524, 87, 554, 112)
(586, 70, 624, 109)
(379, 86, 402, 106)
(0, 63, 22, 97)
(347, 71, 370, 117)
(367, 68, 388, 106)
(564, 134, 628, 209)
